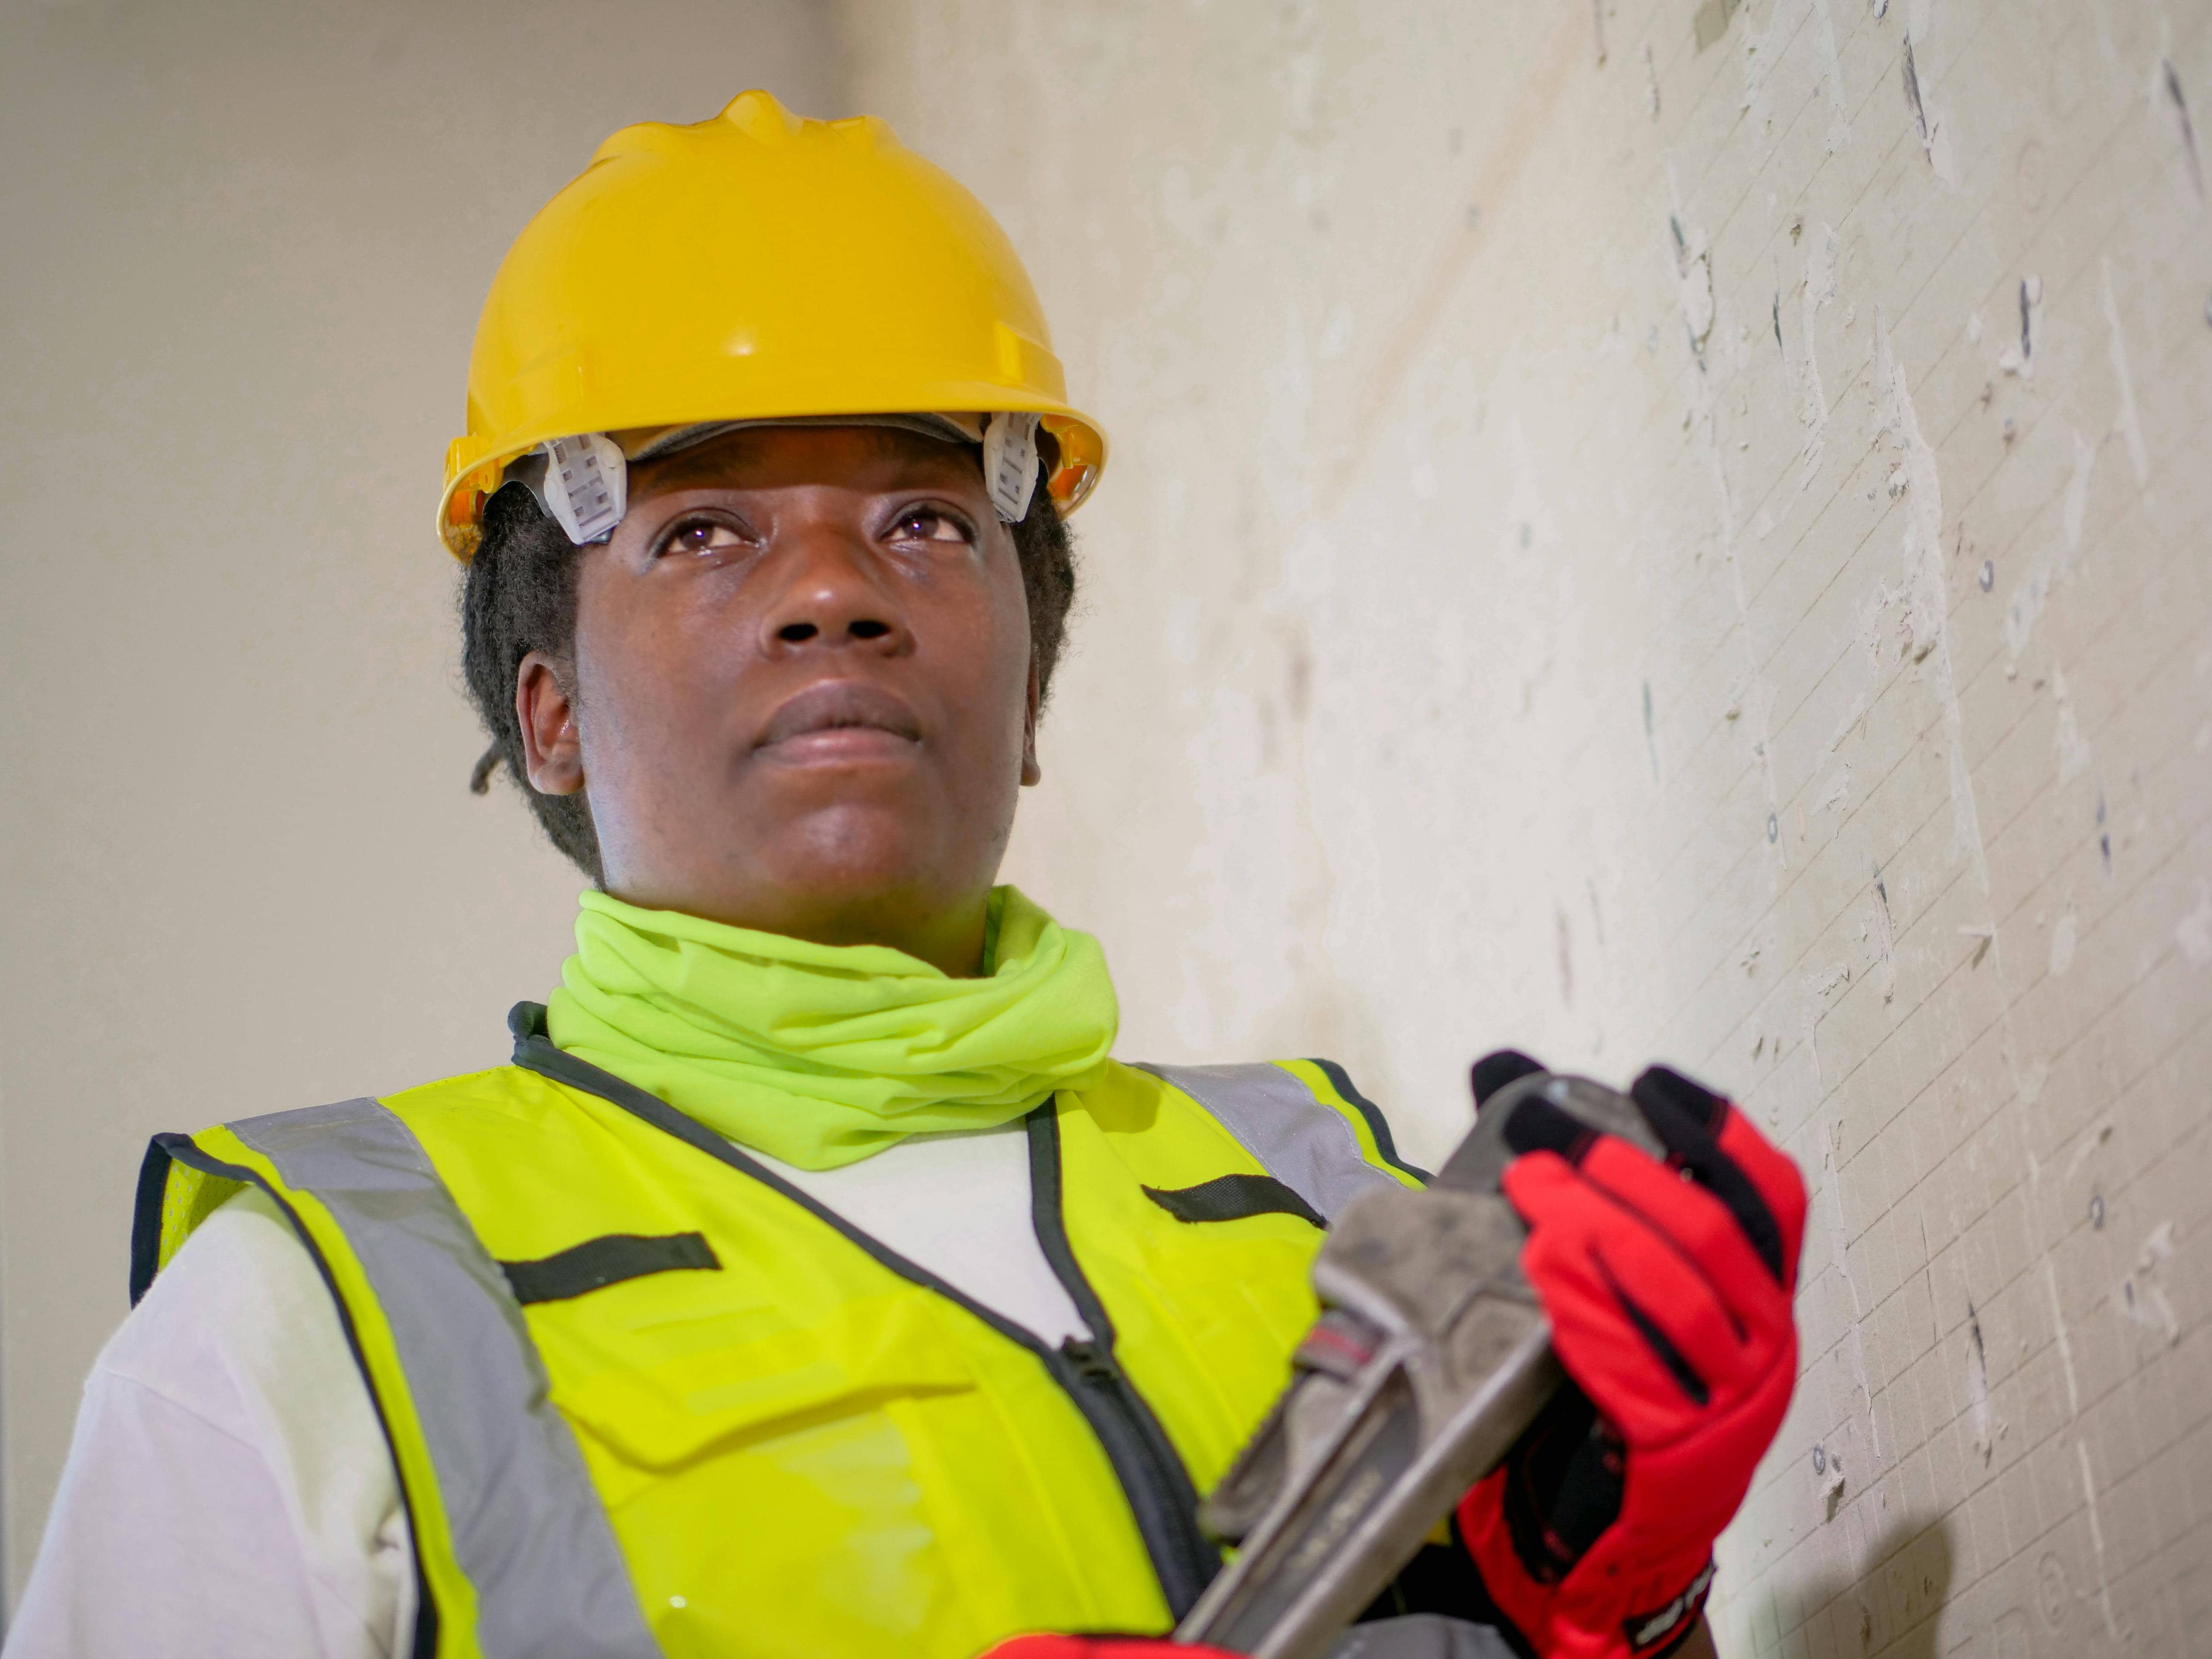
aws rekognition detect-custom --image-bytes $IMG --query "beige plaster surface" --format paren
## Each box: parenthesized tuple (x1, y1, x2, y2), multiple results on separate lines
(842, 1, 2212, 1652)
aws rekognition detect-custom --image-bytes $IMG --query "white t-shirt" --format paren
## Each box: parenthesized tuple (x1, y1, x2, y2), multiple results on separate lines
(4, 1120, 1085, 1659)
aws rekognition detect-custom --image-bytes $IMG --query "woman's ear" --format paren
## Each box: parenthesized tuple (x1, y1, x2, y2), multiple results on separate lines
(1020, 657, 1043, 787)
(517, 651, 586, 796)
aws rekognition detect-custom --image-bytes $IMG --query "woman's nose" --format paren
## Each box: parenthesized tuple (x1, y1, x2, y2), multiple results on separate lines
(757, 526, 908, 653)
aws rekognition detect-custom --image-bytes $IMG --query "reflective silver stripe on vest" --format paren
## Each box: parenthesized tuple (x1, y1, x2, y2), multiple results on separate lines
(228, 1100, 660, 1659)
(1131, 1062, 1401, 1222)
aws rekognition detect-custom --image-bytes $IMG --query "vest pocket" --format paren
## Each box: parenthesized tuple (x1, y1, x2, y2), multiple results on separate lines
(548, 1293, 978, 1474)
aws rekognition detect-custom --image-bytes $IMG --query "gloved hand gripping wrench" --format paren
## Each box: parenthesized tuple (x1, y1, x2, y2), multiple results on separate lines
(1173, 1071, 1661, 1659)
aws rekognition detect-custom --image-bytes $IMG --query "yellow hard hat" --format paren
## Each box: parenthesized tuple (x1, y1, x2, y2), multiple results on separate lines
(438, 90, 1106, 559)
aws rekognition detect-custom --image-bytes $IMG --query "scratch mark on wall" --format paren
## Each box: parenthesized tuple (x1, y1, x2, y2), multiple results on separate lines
(1809, 0, 1854, 151)
(1798, 224, 1838, 490)
(2044, 1257, 2081, 1417)
(1870, 859, 1898, 1001)
(1813, 1114, 1882, 1469)
(1898, 35, 1959, 182)
(1642, 41, 1660, 118)
(1901, 38, 1928, 140)
(1672, 213, 1714, 358)
(2076, 1441, 2124, 1640)
(1690, 215, 1784, 880)
(2116, 1220, 2182, 1347)
(2005, 430, 2091, 657)
(1590, 0, 1607, 66)
(2062, 427, 2093, 550)
(1642, 679, 1660, 780)
(1877, 310, 1994, 898)
(1997, 274, 2041, 375)
(2101, 257, 2151, 487)
(1964, 1300, 1993, 1463)
(1812, 961, 1853, 1004)
(1734, 0, 1787, 116)
(1816, 764, 1854, 813)
(2053, 667, 2093, 783)
(2049, 909, 2078, 972)
(2162, 58, 2205, 201)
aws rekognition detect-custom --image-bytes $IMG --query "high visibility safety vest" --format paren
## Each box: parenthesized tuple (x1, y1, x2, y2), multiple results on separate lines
(131, 1004, 1429, 1659)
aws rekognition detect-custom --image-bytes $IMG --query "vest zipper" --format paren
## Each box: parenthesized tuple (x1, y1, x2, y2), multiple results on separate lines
(1046, 1333, 1222, 1619)
(1025, 1104, 1222, 1620)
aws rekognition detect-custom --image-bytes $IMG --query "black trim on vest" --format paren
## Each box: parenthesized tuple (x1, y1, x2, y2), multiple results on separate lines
(130, 1136, 185, 1306)
(1310, 1057, 1432, 1182)
(1026, 1105, 1223, 1618)
(509, 1003, 1224, 1621)
(1140, 1173, 1326, 1230)
(134, 1132, 442, 1659)
(498, 1231, 721, 1306)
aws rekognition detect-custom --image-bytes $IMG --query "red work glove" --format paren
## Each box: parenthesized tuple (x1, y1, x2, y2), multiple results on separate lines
(975, 1640, 1239, 1658)
(1454, 1056, 1806, 1659)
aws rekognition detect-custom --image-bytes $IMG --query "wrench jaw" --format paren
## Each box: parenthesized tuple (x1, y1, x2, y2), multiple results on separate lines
(1179, 1185, 1549, 1658)
(1196, 1306, 1382, 1546)
(1176, 1073, 1662, 1659)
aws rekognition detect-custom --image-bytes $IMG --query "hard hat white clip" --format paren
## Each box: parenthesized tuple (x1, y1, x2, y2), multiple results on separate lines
(538, 433, 628, 544)
(981, 412, 1040, 523)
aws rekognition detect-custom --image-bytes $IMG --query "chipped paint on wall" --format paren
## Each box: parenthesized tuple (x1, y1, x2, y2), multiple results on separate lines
(1807, 0, 1854, 152)
(2159, 55, 2205, 201)
(2101, 257, 2151, 488)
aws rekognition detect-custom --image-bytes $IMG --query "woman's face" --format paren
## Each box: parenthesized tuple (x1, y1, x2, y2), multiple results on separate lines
(515, 425, 1039, 975)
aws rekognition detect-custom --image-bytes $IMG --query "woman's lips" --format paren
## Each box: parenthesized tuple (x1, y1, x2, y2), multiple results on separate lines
(755, 681, 923, 762)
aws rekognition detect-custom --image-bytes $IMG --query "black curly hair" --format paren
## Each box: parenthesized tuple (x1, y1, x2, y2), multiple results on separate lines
(458, 439, 1080, 884)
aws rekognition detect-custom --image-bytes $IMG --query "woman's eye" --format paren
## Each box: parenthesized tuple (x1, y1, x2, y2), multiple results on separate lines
(660, 520, 748, 558)
(893, 507, 972, 545)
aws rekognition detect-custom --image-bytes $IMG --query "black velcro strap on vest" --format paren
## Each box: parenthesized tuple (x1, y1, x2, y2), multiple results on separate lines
(498, 1231, 721, 1305)
(1141, 1174, 1326, 1230)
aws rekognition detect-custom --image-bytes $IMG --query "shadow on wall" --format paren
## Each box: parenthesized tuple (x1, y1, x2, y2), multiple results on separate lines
(1743, 1514, 1954, 1659)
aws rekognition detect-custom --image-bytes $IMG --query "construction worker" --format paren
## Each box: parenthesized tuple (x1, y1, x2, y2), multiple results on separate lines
(7, 93, 1804, 1659)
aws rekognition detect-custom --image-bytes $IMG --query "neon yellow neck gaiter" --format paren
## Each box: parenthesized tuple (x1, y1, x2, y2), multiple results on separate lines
(544, 886, 1119, 1170)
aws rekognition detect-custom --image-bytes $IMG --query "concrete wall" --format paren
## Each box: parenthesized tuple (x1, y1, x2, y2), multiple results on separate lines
(0, 0, 839, 1595)
(841, 1, 2212, 1653)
